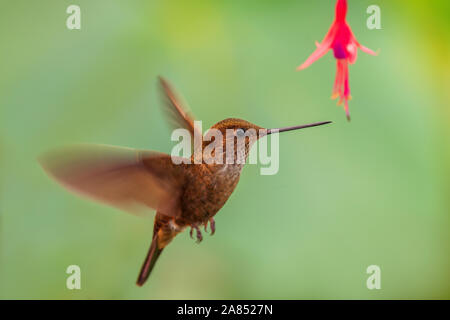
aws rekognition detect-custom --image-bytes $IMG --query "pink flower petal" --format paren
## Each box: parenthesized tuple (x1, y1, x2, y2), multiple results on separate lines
(297, 43, 330, 70)
(359, 44, 378, 56)
(347, 43, 358, 64)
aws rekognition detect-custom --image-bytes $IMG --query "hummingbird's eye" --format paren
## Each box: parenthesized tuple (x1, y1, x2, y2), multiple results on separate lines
(236, 128, 245, 137)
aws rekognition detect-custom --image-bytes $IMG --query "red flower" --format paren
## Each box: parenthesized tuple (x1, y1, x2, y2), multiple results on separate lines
(297, 0, 377, 121)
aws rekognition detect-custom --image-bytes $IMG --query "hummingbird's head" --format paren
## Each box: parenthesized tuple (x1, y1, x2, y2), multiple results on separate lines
(203, 118, 262, 165)
(205, 118, 332, 165)
(210, 118, 264, 136)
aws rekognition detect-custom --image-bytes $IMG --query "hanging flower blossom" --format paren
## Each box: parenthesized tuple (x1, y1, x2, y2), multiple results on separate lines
(297, 0, 377, 121)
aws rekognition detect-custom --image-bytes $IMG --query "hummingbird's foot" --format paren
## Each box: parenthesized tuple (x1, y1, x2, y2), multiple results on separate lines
(209, 218, 215, 236)
(189, 225, 203, 243)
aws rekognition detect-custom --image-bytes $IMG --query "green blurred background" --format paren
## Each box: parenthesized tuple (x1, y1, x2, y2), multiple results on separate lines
(0, 0, 449, 299)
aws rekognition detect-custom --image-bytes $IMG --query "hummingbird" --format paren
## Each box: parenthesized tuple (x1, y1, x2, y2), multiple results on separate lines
(39, 77, 331, 286)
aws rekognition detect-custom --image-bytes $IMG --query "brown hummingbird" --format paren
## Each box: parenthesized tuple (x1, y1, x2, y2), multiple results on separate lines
(39, 77, 331, 286)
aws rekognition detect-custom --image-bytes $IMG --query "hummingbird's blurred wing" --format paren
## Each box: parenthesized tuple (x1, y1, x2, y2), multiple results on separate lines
(39, 144, 188, 218)
(158, 76, 202, 139)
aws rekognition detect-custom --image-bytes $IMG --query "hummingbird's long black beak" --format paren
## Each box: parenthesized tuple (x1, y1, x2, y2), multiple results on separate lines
(267, 121, 332, 135)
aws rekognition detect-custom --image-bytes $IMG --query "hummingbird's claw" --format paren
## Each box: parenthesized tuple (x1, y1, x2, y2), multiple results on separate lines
(195, 226, 203, 243)
(190, 220, 214, 242)
(209, 218, 215, 236)
(189, 225, 203, 243)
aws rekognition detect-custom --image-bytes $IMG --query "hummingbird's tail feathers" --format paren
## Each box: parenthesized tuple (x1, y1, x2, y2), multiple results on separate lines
(136, 234, 164, 286)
